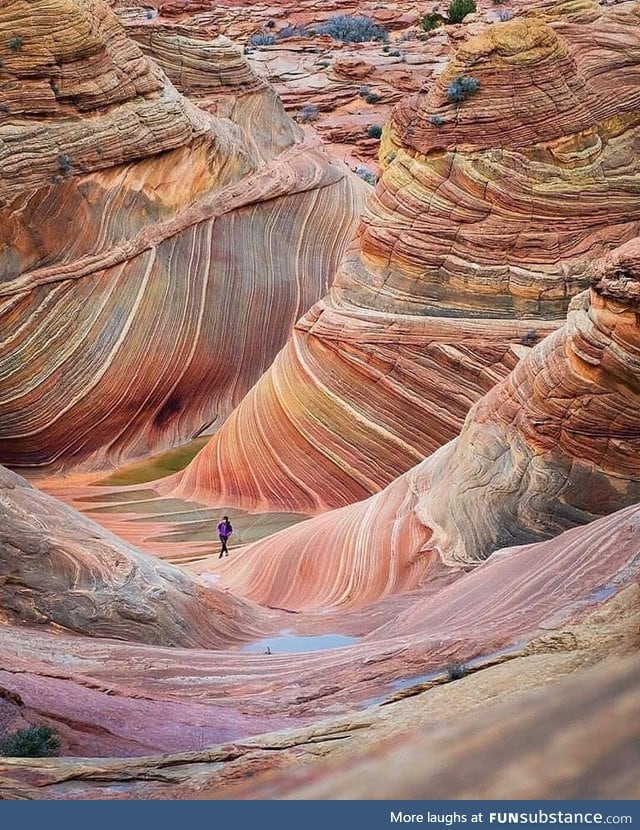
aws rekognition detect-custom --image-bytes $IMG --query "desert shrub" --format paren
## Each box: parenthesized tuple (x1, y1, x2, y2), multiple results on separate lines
(499, 9, 513, 20)
(367, 124, 383, 139)
(447, 74, 479, 102)
(299, 104, 319, 122)
(430, 114, 445, 126)
(420, 13, 444, 31)
(364, 91, 382, 104)
(382, 44, 390, 52)
(358, 85, 372, 98)
(520, 329, 538, 347)
(444, 662, 468, 681)
(355, 165, 376, 185)
(447, 0, 476, 24)
(388, 49, 402, 57)
(250, 33, 276, 46)
(8, 35, 23, 52)
(58, 153, 72, 176)
(315, 15, 388, 44)
(144, 9, 155, 19)
(0, 726, 61, 758)
(385, 151, 397, 163)
(266, 19, 276, 28)
(278, 25, 309, 39)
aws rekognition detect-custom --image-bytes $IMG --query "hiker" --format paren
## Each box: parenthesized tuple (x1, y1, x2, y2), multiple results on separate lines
(217, 515, 233, 558)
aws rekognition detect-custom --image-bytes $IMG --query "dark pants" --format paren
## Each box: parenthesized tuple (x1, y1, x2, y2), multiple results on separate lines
(218, 534, 230, 557)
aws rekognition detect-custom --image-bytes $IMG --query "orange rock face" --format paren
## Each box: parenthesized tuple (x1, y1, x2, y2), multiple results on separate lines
(206, 239, 640, 610)
(0, 0, 366, 472)
(170, 11, 640, 515)
(1, 0, 640, 800)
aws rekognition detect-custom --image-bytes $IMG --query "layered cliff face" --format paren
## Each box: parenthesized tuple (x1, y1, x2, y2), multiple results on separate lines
(170, 10, 640, 514)
(0, 0, 366, 471)
(207, 237, 640, 610)
(0, 0, 638, 799)
(0, 465, 270, 646)
(123, 26, 302, 163)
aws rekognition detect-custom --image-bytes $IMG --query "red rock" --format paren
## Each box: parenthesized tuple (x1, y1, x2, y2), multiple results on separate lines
(0, 464, 272, 646)
(0, 0, 366, 472)
(170, 11, 640, 515)
(200, 239, 640, 610)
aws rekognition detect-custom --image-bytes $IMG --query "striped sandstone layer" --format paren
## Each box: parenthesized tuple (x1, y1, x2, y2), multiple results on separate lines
(220, 653, 640, 800)
(0, 500, 637, 764)
(0, 464, 272, 646)
(2, 653, 639, 797)
(0, 0, 366, 471)
(124, 27, 302, 163)
(207, 238, 640, 610)
(171, 11, 640, 514)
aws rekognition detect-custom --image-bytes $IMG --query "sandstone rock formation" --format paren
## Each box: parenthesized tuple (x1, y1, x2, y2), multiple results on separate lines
(0, 501, 637, 785)
(2, 653, 639, 798)
(0, 464, 271, 646)
(114, 0, 512, 169)
(1, 0, 639, 803)
(206, 237, 640, 609)
(170, 10, 640, 514)
(0, 0, 366, 472)
(222, 653, 640, 800)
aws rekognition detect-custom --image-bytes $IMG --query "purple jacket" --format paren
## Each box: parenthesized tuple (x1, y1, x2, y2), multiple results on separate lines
(217, 520, 233, 538)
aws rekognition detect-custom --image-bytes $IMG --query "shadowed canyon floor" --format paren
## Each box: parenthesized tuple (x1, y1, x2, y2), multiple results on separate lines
(1, 0, 639, 801)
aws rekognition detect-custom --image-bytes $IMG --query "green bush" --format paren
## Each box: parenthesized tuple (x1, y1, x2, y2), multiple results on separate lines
(367, 124, 383, 139)
(316, 15, 388, 43)
(8, 35, 23, 52)
(250, 33, 276, 46)
(447, 0, 476, 23)
(444, 662, 468, 681)
(365, 91, 382, 104)
(299, 104, 319, 123)
(447, 74, 479, 102)
(0, 726, 61, 758)
(355, 165, 376, 186)
(420, 13, 444, 32)
(58, 153, 73, 176)
(430, 114, 445, 126)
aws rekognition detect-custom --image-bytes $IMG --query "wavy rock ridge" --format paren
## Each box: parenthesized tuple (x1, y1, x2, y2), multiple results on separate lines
(0, 495, 638, 764)
(171, 10, 640, 515)
(0, 464, 269, 646)
(209, 237, 640, 610)
(0, 0, 366, 472)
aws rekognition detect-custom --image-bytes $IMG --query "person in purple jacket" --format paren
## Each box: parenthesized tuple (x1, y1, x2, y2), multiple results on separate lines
(217, 515, 233, 558)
